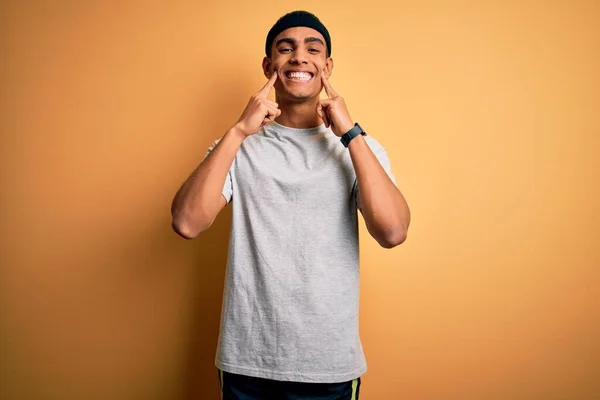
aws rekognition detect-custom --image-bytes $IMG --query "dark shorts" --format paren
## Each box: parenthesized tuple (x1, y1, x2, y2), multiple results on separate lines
(218, 369, 361, 400)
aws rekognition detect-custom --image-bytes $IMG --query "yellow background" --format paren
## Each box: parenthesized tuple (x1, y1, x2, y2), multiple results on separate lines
(1, 1, 598, 399)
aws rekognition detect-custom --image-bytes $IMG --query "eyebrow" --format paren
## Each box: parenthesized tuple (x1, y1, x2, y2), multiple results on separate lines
(305, 37, 325, 46)
(275, 37, 325, 47)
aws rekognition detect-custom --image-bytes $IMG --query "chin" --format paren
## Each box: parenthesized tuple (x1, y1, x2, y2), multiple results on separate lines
(282, 90, 319, 102)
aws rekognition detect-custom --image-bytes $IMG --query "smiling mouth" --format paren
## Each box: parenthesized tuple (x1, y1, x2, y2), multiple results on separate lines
(285, 71, 314, 82)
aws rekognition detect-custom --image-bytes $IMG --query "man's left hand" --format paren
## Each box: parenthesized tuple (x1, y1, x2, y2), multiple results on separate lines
(317, 72, 354, 137)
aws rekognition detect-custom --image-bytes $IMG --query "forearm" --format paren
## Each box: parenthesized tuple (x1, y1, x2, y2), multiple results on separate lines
(348, 135, 410, 248)
(171, 126, 245, 238)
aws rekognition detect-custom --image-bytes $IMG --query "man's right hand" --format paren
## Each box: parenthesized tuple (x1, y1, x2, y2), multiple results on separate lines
(234, 72, 281, 137)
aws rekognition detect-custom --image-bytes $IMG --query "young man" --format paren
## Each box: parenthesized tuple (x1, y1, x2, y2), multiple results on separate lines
(171, 10, 411, 400)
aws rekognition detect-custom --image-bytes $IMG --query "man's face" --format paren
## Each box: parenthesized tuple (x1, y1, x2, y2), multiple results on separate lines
(263, 26, 333, 102)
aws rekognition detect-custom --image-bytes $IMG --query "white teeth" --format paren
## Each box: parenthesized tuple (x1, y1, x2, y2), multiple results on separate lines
(287, 72, 312, 81)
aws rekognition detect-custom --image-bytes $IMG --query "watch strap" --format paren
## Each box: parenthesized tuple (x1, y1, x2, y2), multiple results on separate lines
(340, 123, 366, 147)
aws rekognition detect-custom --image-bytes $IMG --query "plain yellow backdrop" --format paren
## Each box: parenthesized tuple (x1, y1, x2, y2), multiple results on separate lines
(1, 1, 598, 399)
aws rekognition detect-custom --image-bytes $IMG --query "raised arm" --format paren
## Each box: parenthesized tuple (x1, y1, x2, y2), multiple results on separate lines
(318, 72, 410, 248)
(348, 136, 410, 248)
(171, 72, 281, 239)
(171, 129, 243, 239)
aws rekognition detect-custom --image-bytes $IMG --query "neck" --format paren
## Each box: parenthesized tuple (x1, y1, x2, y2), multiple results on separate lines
(274, 96, 324, 129)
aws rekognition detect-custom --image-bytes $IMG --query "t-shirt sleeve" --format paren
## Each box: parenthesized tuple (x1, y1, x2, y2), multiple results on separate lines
(203, 138, 233, 204)
(353, 136, 397, 210)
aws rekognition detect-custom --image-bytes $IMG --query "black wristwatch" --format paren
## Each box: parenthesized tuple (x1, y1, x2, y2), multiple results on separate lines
(340, 123, 366, 147)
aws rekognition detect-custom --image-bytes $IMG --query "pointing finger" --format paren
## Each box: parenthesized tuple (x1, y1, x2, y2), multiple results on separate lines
(258, 70, 278, 97)
(321, 72, 338, 98)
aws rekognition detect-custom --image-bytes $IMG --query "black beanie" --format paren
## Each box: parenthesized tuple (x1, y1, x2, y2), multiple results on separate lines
(265, 11, 331, 57)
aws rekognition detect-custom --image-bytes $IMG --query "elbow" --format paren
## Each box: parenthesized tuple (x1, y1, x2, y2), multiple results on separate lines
(171, 215, 209, 240)
(378, 228, 407, 249)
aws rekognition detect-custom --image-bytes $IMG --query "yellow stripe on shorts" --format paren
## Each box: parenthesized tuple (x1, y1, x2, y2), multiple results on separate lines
(351, 378, 359, 400)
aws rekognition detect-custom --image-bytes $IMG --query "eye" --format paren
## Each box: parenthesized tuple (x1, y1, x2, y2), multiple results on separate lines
(278, 47, 293, 53)
(308, 48, 320, 54)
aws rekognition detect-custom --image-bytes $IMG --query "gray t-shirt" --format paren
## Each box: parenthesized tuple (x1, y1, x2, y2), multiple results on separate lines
(208, 121, 395, 383)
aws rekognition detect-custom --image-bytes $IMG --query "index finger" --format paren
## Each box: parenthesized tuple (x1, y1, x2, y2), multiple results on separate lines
(321, 72, 338, 98)
(258, 71, 278, 97)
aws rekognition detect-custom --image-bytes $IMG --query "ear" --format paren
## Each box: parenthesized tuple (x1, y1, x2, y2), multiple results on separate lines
(324, 57, 334, 79)
(262, 57, 272, 79)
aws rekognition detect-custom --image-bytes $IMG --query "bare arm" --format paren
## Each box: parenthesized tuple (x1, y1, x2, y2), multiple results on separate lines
(171, 71, 280, 239)
(317, 72, 410, 249)
(349, 136, 411, 248)
(171, 128, 245, 239)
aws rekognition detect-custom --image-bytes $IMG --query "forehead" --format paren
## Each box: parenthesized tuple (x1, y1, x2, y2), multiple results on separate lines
(273, 26, 326, 44)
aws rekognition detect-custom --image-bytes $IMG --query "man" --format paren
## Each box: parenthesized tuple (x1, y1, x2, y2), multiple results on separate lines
(171, 10, 410, 400)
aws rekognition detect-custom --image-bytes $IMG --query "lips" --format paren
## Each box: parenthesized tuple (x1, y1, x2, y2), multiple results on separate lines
(284, 70, 314, 82)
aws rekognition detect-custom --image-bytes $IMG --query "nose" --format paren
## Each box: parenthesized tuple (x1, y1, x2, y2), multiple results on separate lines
(289, 48, 309, 64)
